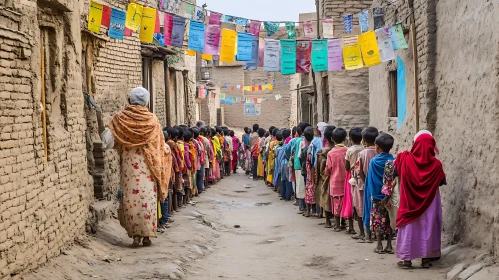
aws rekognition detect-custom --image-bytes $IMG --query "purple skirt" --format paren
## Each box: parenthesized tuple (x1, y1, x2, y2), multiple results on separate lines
(396, 190, 442, 260)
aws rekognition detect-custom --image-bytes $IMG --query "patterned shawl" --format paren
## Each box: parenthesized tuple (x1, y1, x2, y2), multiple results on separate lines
(108, 105, 171, 202)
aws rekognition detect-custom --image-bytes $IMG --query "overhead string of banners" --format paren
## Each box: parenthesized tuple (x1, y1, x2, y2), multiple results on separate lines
(87, 0, 410, 104)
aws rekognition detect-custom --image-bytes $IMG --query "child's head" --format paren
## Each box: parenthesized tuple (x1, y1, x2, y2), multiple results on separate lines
(200, 127, 207, 136)
(229, 130, 235, 137)
(223, 129, 229, 136)
(375, 133, 394, 154)
(324, 126, 335, 144)
(264, 131, 270, 138)
(175, 126, 184, 140)
(253, 124, 260, 132)
(210, 128, 216, 137)
(275, 130, 283, 141)
(296, 127, 303, 137)
(269, 126, 276, 135)
(192, 127, 200, 139)
(258, 128, 266, 137)
(216, 127, 223, 135)
(244, 127, 250, 134)
(304, 126, 314, 142)
(163, 129, 169, 142)
(272, 128, 278, 137)
(282, 129, 291, 140)
(362, 127, 379, 146)
(332, 128, 347, 144)
(291, 126, 297, 137)
(349, 127, 363, 145)
(183, 129, 193, 142)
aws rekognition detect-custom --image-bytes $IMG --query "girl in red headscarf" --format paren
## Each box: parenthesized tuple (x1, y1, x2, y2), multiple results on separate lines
(392, 131, 446, 268)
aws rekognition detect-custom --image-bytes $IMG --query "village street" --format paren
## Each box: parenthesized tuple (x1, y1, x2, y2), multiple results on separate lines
(24, 172, 451, 280)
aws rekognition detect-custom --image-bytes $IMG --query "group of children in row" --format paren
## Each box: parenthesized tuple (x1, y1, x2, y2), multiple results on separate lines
(240, 123, 398, 254)
(158, 122, 243, 231)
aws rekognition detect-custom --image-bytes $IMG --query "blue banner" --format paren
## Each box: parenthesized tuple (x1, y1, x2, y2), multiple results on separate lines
(244, 36, 259, 70)
(237, 32, 253, 61)
(188, 21, 205, 51)
(397, 56, 407, 129)
(108, 8, 126, 40)
(171, 16, 185, 48)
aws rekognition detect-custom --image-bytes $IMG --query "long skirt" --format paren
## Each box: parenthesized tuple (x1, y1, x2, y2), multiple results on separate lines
(396, 191, 442, 261)
(351, 183, 363, 218)
(295, 170, 305, 199)
(340, 172, 353, 218)
(257, 155, 264, 177)
(304, 163, 315, 204)
(213, 158, 221, 180)
(231, 151, 238, 171)
(118, 147, 157, 238)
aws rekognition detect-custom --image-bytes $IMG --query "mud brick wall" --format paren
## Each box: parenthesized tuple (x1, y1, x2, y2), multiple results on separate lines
(0, 0, 91, 278)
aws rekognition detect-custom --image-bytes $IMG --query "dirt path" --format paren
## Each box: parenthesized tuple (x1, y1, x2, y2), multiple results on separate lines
(24, 172, 450, 280)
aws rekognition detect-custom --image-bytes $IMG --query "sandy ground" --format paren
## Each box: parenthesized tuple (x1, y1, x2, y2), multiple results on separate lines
(24, 172, 453, 280)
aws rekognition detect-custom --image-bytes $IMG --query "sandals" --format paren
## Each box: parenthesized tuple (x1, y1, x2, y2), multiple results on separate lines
(351, 234, 365, 240)
(333, 227, 342, 232)
(397, 261, 412, 268)
(384, 248, 394, 254)
(132, 237, 141, 246)
(142, 237, 152, 247)
(345, 229, 357, 235)
(374, 248, 385, 254)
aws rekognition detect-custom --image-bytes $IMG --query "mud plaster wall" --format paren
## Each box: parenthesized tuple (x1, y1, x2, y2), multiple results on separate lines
(317, 0, 372, 128)
(433, 0, 499, 256)
(0, 0, 91, 278)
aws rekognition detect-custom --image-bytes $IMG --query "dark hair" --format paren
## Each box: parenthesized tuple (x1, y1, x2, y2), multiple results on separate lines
(296, 127, 303, 136)
(375, 133, 394, 153)
(298, 123, 311, 133)
(192, 127, 200, 139)
(163, 130, 169, 142)
(210, 128, 216, 136)
(216, 127, 223, 134)
(272, 128, 278, 137)
(258, 128, 266, 137)
(166, 127, 178, 139)
(282, 129, 291, 140)
(196, 121, 204, 128)
(275, 130, 283, 141)
(324, 126, 335, 143)
(183, 129, 193, 141)
(269, 126, 276, 135)
(223, 129, 229, 136)
(264, 132, 270, 138)
(229, 130, 235, 137)
(253, 124, 260, 132)
(291, 126, 297, 137)
(332, 128, 347, 144)
(244, 127, 250, 134)
(175, 126, 184, 139)
(304, 126, 314, 142)
(362, 127, 379, 145)
(200, 127, 207, 135)
(349, 127, 363, 144)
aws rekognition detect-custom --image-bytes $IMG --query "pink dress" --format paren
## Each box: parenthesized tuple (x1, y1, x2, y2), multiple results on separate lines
(325, 146, 348, 215)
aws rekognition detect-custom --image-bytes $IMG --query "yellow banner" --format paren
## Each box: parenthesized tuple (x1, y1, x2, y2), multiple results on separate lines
(268, 84, 274, 90)
(202, 54, 213, 60)
(125, 3, 143, 31)
(343, 43, 363, 70)
(220, 29, 237, 63)
(88, 1, 103, 33)
(359, 30, 382, 67)
(186, 50, 196, 56)
(139, 7, 156, 43)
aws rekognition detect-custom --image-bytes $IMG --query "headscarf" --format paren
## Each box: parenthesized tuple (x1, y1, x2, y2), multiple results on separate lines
(317, 122, 327, 140)
(414, 130, 439, 154)
(129, 87, 150, 106)
(108, 104, 171, 202)
(395, 132, 446, 228)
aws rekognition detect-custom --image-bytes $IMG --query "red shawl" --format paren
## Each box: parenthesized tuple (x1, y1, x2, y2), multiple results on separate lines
(395, 133, 446, 228)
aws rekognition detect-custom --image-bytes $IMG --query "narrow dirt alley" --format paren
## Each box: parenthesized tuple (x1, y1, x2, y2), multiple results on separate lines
(24, 172, 450, 280)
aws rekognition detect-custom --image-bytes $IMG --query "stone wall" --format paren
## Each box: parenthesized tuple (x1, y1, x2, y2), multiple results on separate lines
(369, 0, 499, 256)
(0, 0, 91, 278)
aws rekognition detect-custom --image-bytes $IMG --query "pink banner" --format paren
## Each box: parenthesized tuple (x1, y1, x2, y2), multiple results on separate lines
(303, 21, 316, 39)
(296, 41, 311, 73)
(164, 14, 173, 46)
(258, 38, 264, 67)
(204, 24, 221, 55)
(209, 11, 223, 25)
(155, 10, 160, 33)
(250, 20, 261, 37)
(327, 39, 343, 71)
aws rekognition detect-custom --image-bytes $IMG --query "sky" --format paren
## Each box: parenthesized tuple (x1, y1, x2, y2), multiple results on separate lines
(202, 0, 316, 22)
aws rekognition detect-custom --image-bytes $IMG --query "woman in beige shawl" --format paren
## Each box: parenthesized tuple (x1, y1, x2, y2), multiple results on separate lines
(96, 87, 172, 246)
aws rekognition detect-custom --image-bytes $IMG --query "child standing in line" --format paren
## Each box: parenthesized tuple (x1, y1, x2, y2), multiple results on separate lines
(366, 133, 395, 254)
(325, 128, 348, 231)
(344, 127, 364, 235)
(352, 127, 379, 243)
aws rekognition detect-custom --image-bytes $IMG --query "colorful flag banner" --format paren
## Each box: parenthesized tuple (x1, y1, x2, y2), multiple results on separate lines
(194, 6, 203, 21)
(171, 16, 185, 47)
(198, 86, 206, 99)
(264, 39, 280, 72)
(139, 7, 156, 43)
(244, 36, 259, 70)
(226, 96, 233, 105)
(164, 0, 181, 14)
(322, 19, 334, 39)
(303, 21, 316, 39)
(237, 32, 253, 61)
(296, 40, 312, 74)
(343, 14, 353, 34)
(268, 83, 274, 90)
(124, 27, 132, 36)
(397, 56, 407, 129)
(125, 3, 143, 31)
(359, 10, 369, 33)
(312, 40, 328, 72)
(209, 12, 223, 25)
(280, 39, 296, 75)
(253, 98, 259, 104)
(204, 24, 221, 55)
(327, 39, 343, 71)
(185, 2, 194, 19)
(373, 7, 385, 30)
(101, 5, 111, 28)
(258, 38, 265, 67)
(250, 21, 262, 37)
(188, 21, 205, 51)
(108, 8, 127, 40)
(342, 36, 363, 70)
(390, 23, 408, 50)
(159, 0, 168, 10)
(186, 49, 196, 56)
(264, 22, 279, 36)
(224, 15, 248, 26)
(164, 13, 174, 45)
(202, 53, 213, 60)
(220, 93, 225, 104)
(285, 22, 296, 39)
(88, 1, 104, 33)
(359, 30, 381, 67)
(220, 29, 237, 62)
(376, 27, 395, 62)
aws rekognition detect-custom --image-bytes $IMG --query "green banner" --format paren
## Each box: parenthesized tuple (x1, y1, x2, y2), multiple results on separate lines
(280, 40, 296, 75)
(312, 40, 328, 72)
